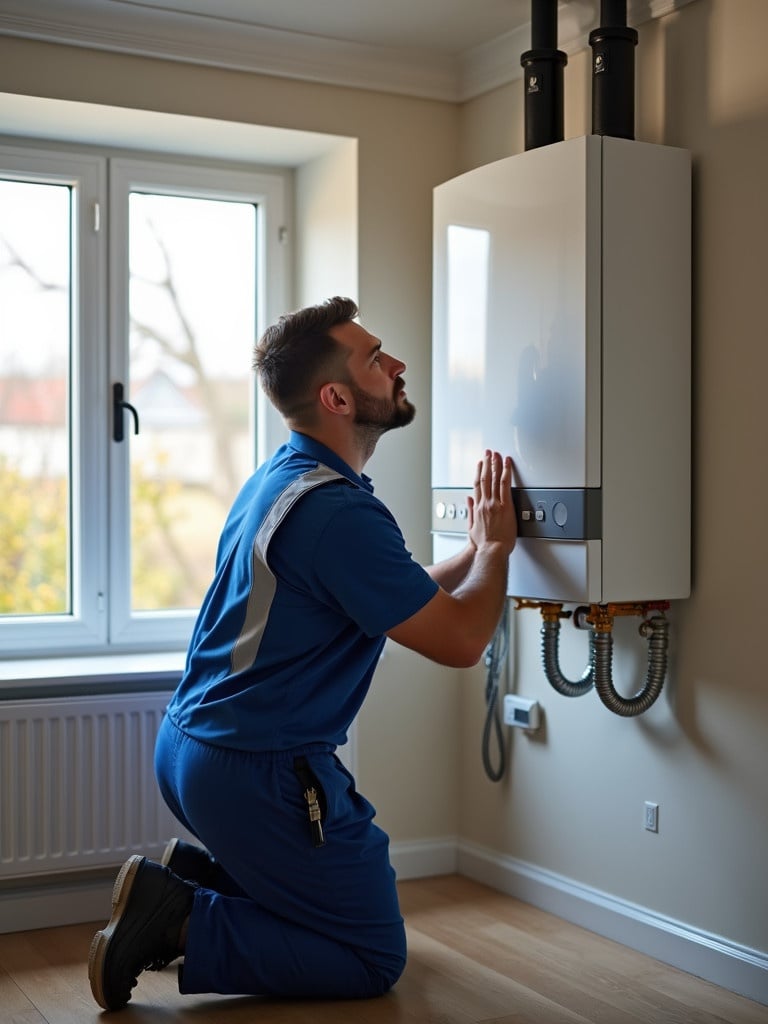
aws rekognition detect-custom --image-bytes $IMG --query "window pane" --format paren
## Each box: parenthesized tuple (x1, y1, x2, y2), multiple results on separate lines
(128, 192, 256, 612)
(0, 180, 71, 616)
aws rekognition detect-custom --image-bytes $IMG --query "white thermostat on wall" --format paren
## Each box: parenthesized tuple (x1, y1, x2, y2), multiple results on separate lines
(503, 695, 541, 731)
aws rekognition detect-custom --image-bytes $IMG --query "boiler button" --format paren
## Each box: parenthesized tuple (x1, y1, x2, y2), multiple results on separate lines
(446, 504, 456, 519)
(457, 505, 468, 520)
(535, 509, 545, 521)
(435, 501, 446, 519)
(522, 510, 532, 521)
(553, 501, 568, 527)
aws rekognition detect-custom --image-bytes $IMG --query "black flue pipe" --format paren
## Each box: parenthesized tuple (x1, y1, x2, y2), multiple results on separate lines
(589, 0, 638, 138)
(520, 0, 567, 151)
(530, 0, 558, 48)
(599, 0, 629, 26)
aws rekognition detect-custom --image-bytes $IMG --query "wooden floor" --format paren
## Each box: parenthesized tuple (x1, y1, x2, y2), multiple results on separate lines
(0, 874, 763, 1024)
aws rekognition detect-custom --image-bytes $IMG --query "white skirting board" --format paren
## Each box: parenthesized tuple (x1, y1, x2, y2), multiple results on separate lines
(389, 836, 458, 880)
(0, 875, 115, 934)
(454, 839, 768, 1008)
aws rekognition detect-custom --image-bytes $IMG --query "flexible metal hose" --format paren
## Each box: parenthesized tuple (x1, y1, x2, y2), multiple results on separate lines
(592, 615, 668, 717)
(540, 618, 594, 697)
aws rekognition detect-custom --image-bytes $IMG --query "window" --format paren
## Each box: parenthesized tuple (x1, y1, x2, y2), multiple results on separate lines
(0, 144, 288, 656)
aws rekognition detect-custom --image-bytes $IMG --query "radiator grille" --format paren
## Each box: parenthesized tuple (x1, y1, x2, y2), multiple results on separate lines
(0, 693, 183, 880)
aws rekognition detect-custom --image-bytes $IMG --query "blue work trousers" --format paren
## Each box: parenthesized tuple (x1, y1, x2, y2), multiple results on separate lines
(154, 715, 406, 998)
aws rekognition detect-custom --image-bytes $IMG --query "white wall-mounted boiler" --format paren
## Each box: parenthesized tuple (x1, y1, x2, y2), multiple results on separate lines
(431, 135, 690, 604)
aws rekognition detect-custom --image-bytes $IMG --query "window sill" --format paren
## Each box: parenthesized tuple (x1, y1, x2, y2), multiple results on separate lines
(0, 651, 186, 699)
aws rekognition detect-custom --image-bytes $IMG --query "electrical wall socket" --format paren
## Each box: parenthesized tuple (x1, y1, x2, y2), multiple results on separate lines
(644, 801, 659, 832)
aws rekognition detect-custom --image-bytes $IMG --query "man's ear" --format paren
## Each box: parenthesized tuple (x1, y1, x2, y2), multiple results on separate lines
(318, 382, 351, 417)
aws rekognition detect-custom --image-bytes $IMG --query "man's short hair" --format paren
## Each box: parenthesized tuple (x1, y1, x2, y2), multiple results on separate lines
(253, 296, 359, 421)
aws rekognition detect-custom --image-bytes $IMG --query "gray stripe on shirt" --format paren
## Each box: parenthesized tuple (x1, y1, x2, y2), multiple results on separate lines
(230, 463, 345, 675)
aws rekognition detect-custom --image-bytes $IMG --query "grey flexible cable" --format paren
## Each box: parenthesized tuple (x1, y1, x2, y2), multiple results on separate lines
(482, 608, 509, 782)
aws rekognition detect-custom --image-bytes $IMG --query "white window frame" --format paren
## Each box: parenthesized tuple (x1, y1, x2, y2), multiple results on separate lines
(108, 158, 287, 650)
(0, 144, 108, 654)
(0, 142, 289, 657)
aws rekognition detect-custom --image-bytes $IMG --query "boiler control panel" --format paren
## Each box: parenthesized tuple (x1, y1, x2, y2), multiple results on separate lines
(432, 487, 602, 541)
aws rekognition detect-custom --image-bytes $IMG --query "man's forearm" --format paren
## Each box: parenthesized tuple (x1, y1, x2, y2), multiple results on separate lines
(388, 542, 513, 668)
(424, 541, 475, 594)
(450, 542, 511, 644)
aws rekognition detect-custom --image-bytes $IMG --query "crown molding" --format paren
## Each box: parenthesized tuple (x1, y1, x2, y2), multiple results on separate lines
(0, 0, 699, 103)
(0, 0, 460, 100)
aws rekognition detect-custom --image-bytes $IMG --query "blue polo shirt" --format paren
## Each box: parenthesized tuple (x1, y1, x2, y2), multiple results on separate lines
(167, 431, 438, 751)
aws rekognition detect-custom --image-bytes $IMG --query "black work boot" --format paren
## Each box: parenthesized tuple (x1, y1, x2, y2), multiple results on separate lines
(161, 837, 217, 888)
(88, 855, 196, 1011)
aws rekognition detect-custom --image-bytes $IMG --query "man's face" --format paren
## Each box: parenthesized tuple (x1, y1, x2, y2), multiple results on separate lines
(329, 320, 415, 431)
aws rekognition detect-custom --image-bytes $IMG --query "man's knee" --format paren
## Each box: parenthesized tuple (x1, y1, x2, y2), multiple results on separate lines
(362, 934, 407, 996)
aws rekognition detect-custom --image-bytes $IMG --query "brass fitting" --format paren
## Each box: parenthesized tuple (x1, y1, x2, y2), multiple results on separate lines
(585, 600, 671, 633)
(587, 603, 615, 633)
(514, 599, 570, 622)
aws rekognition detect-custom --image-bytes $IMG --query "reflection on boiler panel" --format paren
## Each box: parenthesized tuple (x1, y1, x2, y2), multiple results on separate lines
(446, 224, 488, 382)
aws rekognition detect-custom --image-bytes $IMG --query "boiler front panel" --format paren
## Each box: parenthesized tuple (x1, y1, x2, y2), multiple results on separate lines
(432, 136, 601, 492)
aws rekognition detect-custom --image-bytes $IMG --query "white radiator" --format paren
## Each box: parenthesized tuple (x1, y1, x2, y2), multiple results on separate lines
(0, 693, 185, 880)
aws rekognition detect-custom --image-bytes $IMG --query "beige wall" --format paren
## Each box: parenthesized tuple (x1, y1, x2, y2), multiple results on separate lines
(1, 0, 766, 963)
(456, 0, 768, 955)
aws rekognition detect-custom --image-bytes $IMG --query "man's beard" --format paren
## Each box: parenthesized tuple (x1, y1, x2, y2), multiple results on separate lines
(349, 378, 416, 434)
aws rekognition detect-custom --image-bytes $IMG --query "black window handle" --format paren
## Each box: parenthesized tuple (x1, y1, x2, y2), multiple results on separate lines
(112, 382, 140, 442)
